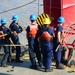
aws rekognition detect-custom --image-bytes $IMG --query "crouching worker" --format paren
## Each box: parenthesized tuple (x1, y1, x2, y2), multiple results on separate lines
(40, 18, 54, 72)
(0, 18, 10, 67)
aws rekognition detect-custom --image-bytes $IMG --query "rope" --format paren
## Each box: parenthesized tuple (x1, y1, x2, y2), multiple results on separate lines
(0, 0, 36, 14)
(0, 44, 28, 46)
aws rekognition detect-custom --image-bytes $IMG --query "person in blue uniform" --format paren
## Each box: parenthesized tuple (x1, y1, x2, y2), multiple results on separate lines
(0, 18, 10, 67)
(40, 18, 54, 72)
(53, 16, 65, 69)
(34, 26, 43, 68)
(9, 15, 23, 63)
(26, 14, 38, 69)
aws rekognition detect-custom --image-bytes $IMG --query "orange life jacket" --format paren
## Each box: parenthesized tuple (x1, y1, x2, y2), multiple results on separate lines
(41, 31, 52, 41)
(27, 24, 38, 38)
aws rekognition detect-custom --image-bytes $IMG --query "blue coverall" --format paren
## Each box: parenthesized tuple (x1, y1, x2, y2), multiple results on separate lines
(34, 30, 42, 67)
(40, 26, 54, 69)
(53, 25, 63, 66)
(26, 26, 37, 68)
(0, 25, 10, 66)
(9, 21, 23, 61)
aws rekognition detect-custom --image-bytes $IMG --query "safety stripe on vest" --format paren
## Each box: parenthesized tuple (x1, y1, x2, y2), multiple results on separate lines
(36, 14, 50, 26)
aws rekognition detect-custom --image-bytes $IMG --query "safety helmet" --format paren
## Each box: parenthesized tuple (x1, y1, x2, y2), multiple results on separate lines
(57, 16, 65, 23)
(43, 18, 51, 25)
(12, 15, 19, 21)
(1, 18, 7, 24)
(29, 14, 36, 20)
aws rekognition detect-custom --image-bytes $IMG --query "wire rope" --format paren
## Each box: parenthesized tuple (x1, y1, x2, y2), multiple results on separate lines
(0, 0, 36, 14)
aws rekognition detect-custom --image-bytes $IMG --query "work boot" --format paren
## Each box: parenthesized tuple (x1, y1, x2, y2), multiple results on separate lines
(15, 60, 23, 63)
(38, 62, 44, 68)
(0, 64, 8, 67)
(56, 63, 64, 69)
(45, 68, 53, 72)
(11, 59, 15, 62)
(39, 65, 45, 69)
(29, 65, 37, 70)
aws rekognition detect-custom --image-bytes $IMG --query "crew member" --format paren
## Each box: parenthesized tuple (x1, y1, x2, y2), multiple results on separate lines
(53, 16, 65, 69)
(26, 14, 39, 69)
(9, 15, 23, 63)
(0, 18, 10, 67)
(40, 18, 54, 72)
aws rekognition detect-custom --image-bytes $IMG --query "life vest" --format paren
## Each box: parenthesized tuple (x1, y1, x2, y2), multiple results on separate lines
(41, 31, 52, 41)
(28, 24, 38, 38)
(0, 30, 5, 40)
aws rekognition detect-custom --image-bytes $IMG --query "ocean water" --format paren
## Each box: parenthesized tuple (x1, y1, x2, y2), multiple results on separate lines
(0, 0, 43, 44)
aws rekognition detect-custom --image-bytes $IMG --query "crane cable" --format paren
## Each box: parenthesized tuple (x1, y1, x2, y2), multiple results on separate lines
(0, 0, 36, 35)
(0, 0, 36, 14)
(0, 0, 37, 36)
